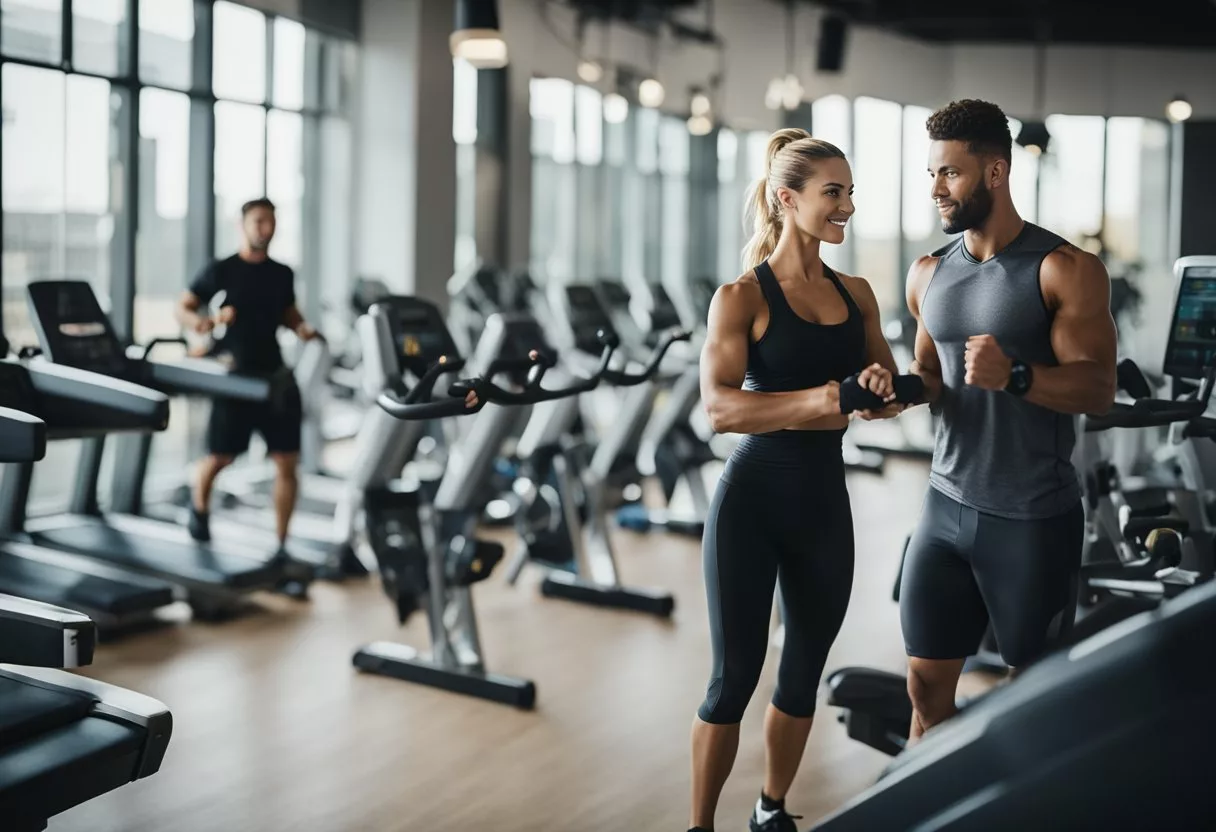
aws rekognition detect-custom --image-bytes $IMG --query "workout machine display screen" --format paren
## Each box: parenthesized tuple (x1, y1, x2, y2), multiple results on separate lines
(1165, 266, 1216, 380)
(26, 282, 127, 376)
(595, 280, 630, 311)
(382, 301, 458, 376)
(498, 319, 553, 363)
(690, 277, 716, 324)
(565, 285, 616, 355)
(649, 284, 683, 332)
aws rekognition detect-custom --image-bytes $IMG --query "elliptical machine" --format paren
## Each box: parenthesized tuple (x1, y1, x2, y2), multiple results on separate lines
(351, 296, 617, 708)
(502, 283, 690, 617)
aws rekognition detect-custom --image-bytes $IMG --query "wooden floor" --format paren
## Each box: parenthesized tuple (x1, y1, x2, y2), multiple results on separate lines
(53, 458, 953, 832)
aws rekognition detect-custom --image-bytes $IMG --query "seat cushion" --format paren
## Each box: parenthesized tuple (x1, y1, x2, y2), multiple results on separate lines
(0, 676, 93, 748)
(0, 715, 145, 820)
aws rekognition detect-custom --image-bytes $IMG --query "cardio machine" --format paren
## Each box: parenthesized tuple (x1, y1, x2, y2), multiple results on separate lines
(594, 277, 714, 538)
(0, 356, 177, 632)
(351, 296, 615, 707)
(503, 281, 689, 617)
(9, 280, 290, 617)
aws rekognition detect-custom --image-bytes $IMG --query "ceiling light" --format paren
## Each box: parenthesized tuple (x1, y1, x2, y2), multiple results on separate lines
(451, 0, 508, 69)
(604, 92, 629, 124)
(577, 60, 602, 83)
(638, 78, 665, 108)
(1167, 96, 1193, 123)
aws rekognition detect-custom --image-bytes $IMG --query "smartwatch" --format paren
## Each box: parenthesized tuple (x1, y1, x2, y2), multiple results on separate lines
(1005, 359, 1033, 396)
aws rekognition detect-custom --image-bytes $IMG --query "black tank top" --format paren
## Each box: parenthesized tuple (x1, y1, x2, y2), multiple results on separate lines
(730, 259, 868, 471)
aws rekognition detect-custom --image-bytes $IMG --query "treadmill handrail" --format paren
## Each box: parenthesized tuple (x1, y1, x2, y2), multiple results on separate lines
(23, 360, 170, 424)
(0, 592, 95, 668)
(1082, 398, 1207, 431)
(403, 356, 466, 404)
(450, 337, 616, 405)
(0, 406, 47, 463)
(136, 336, 188, 361)
(600, 327, 692, 387)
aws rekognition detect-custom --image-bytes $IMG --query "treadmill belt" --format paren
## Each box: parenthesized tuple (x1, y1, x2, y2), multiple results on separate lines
(26, 523, 276, 589)
(0, 553, 174, 615)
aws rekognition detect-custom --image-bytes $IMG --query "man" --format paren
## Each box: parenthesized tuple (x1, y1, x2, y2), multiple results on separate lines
(899, 99, 1117, 741)
(175, 197, 319, 598)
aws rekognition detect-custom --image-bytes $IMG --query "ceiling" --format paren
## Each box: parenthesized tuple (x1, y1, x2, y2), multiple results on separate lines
(805, 0, 1216, 48)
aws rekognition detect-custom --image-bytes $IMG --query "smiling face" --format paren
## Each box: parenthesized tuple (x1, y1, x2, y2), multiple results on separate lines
(775, 155, 856, 245)
(928, 139, 1001, 234)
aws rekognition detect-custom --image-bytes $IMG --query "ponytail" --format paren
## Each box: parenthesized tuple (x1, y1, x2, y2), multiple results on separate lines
(739, 127, 846, 272)
(741, 177, 781, 271)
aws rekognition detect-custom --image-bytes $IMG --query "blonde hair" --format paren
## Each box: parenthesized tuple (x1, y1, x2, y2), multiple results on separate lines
(741, 128, 846, 271)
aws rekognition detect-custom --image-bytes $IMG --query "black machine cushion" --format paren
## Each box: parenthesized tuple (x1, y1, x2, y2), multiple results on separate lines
(0, 715, 146, 822)
(825, 667, 911, 720)
(0, 556, 174, 616)
(0, 676, 93, 749)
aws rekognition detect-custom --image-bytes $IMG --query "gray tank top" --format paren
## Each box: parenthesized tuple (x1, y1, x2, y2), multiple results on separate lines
(920, 222, 1081, 519)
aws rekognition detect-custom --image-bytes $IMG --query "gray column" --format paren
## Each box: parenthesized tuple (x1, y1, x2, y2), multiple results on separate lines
(355, 0, 456, 308)
(1176, 121, 1216, 259)
(474, 67, 509, 268)
(687, 128, 719, 283)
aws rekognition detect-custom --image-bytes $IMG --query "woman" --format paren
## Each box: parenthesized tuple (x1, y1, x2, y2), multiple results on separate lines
(689, 128, 904, 832)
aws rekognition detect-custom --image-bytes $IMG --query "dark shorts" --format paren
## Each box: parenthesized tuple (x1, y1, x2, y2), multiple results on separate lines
(207, 378, 302, 457)
(899, 486, 1084, 668)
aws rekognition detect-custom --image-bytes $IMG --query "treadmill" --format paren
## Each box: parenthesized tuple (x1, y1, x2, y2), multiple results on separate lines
(0, 360, 177, 630)
(9, 281, 286, 618)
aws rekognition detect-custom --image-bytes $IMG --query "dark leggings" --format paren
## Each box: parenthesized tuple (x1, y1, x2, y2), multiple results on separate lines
(697, 432, 855, 724)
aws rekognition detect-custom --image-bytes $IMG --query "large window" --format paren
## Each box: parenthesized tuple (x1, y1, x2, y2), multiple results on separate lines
(1038, 115, 1106, 243)
(2, 1, 358, 507)
(853, 97, 902, 312)
(139, 0, 194, 90)
(2, 66, 124, 350)
(812, 95, 854, 276)
(452, 58, 478, 273)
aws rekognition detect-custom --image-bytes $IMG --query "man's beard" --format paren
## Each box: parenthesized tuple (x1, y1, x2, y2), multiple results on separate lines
(940, 182, 993, 234)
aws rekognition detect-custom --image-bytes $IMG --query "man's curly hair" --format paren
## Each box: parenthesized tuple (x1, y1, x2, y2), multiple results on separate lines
(926, 99, 1012, 163)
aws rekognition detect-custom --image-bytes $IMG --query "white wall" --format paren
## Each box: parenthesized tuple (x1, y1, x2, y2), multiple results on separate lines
(501, 0, 1216, 126)
(950, 44, 1216, 121)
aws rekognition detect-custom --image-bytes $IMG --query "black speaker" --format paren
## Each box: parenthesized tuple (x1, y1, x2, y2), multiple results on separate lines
(817, 15, 848, 72)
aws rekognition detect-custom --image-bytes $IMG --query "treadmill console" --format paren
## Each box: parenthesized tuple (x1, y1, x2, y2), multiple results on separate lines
(25, 281, 128, 377)
(595, 280, 630, 312)
(1165, 262, 1216, 380)
(647, 284, 684, 339)
(565, 285, 617, 356)
(690, 277, 717, 325)
(375, 297, 460, 377)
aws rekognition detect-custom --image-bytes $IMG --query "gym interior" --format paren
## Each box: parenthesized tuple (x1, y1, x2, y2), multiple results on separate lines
(2, 0, 1215, 830)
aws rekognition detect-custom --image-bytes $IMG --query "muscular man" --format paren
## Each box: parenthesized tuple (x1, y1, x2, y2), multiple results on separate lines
(900, 99, 1117, 740)
(175, 197, 319, 598)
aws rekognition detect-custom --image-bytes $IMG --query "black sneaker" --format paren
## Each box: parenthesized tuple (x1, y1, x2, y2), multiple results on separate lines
(187, 507, 211, 542)
(749, 804, 803, 832)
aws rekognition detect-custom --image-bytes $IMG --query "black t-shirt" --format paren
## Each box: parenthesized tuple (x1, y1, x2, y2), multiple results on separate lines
(188, 255, 295, 374)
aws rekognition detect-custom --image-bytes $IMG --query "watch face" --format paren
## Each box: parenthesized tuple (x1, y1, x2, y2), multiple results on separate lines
(1010, 363, 1030, 394)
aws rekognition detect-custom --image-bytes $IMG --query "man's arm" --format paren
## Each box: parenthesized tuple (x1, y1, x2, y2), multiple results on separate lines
(905, 256, 945, 406)
(1028, 248, 1117, 414)
(176, 263, 218, 333)
(964, 247, 1117, 415)
(700, 280, 842, 434)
